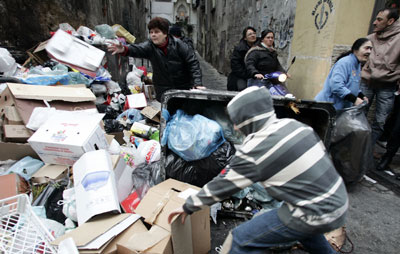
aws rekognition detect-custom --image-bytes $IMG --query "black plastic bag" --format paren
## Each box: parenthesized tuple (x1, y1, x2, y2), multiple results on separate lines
(104, 119, 125, 133)
(132, 161, 164, 198)
(330, 102, 373, 185)
(165, 141, 235, 187)
(33, 181, 67, 224)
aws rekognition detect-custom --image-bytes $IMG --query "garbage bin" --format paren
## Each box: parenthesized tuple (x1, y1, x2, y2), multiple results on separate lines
(160, 89, 336, 148)
(160, 89, 335, 180)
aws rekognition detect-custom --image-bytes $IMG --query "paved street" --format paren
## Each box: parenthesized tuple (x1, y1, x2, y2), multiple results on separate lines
(198, 53, 400, 254)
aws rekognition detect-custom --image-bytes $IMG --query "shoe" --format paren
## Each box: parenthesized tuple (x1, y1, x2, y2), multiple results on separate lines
(376, 155, 392, 171)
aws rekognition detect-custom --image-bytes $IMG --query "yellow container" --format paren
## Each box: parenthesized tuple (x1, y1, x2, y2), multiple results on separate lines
(112, 24, 136, 44)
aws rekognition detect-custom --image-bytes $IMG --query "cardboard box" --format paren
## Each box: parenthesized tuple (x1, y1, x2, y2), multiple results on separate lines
(0, 83, 96, 125)
(45, 29, 105, 75)
(0, 83, 96, 161)
(0, 173, 29, 200)
(28, 111, 108, 165)
(3, 124, 32, 142)
(73, 149, 120, 225)
(120, 179, 211, 254)
(52, 213, 140, 253)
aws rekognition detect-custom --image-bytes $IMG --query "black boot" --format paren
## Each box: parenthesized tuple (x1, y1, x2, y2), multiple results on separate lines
(376, 155, 392, 171)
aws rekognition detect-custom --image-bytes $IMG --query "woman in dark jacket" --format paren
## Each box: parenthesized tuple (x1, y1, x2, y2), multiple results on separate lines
(245, 30, 285, 87)
(227, 26, 257, 91)
(108, 17, 202, 101)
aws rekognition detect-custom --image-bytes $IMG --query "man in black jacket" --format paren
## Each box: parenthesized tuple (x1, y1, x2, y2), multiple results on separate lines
(108, 17, 202, 101)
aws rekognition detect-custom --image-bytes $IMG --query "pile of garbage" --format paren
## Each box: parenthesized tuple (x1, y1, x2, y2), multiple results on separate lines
(0, 22, 279, 253)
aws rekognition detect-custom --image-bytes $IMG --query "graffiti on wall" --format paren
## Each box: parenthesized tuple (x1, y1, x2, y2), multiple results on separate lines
(311, 0, 334, 33)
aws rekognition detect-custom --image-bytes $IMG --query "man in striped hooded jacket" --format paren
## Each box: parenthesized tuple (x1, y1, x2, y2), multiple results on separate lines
(168, 86, 348, 254)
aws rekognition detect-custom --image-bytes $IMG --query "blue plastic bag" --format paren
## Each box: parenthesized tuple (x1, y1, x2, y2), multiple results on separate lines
(6, 156, 44, 181)
(162, 110, 225, 161)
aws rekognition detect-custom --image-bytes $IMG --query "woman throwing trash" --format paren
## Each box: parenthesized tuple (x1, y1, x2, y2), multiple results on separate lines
(108, 17, 203, 101)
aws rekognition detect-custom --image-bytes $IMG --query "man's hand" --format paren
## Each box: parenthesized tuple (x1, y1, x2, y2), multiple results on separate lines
(254, 74, 264, 79)
(168, 206, 188, 224)
(107, 42, 124, 55)
(363, 96, 369, 104)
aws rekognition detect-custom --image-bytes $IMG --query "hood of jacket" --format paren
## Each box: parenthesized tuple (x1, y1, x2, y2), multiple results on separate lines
(376, 19, 400, 40)
(227, 86, 277, 135)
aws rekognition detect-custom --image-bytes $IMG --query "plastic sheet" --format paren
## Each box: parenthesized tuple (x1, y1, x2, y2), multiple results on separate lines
(165, 141, 235, 187)
(162, 109, 225, 161)
(330, 102, 373, 185)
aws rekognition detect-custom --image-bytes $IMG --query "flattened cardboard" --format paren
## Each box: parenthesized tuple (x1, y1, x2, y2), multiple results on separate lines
(52, 213, 135, 248)
(31, 164, 69, 184)
(141, 106, 161, 123)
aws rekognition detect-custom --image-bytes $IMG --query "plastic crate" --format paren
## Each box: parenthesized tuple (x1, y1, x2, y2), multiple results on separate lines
(0, 194, 57, 254)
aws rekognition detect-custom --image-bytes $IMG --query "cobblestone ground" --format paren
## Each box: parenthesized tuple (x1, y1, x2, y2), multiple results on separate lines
(197, 53, 400, 254)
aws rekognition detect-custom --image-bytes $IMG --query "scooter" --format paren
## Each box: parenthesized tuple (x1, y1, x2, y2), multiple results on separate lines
(248, 57, 296, 98)
(265, 56, 296, 97)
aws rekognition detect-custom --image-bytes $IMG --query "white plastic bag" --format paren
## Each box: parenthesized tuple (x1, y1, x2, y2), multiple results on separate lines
(26, 107, 57, 131)
(136, 140, 161, 165)
(0, 47, 17, 76)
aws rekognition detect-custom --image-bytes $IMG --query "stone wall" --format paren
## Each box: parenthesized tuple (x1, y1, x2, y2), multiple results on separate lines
(0, 0, 148, 63)
(195, 0, 297, 76)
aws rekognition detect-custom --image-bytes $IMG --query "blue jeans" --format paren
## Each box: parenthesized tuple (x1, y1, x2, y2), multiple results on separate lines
(360, 82, 396, 145)
(229, 209, 337, 254)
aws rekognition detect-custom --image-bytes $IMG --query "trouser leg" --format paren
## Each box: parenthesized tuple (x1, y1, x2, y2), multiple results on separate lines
(227, 209, 337, 254)
(371, 86, 396, 145)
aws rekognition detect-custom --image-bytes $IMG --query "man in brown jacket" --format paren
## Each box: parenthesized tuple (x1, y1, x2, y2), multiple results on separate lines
(361, 8, 400, 148)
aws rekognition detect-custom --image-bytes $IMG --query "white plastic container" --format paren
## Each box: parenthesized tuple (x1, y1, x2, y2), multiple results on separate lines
(0, 194, 57, 253)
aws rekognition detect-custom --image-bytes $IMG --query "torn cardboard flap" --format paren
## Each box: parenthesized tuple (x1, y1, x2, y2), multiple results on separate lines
(116, 220, 172, 254)
(4, 106, 23, 124)
(31, 164, 69, 184)
(52, 213, 137, 248)
(7, 83, 96, 102)
(127, 224, 170, 252)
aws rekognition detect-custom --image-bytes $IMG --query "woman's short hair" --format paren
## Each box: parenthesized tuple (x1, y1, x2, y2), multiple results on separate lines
(260, 29, 274, 40)
(242, 26, 256, 40)
(148, 17, 169, 34)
